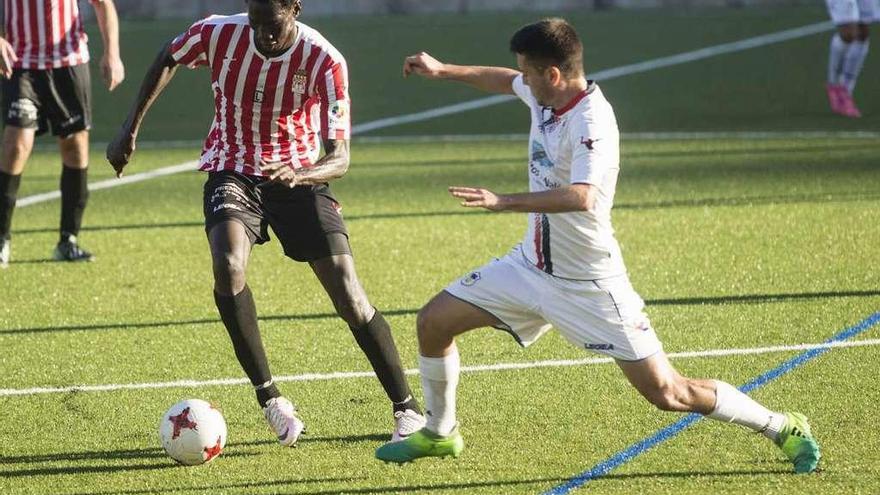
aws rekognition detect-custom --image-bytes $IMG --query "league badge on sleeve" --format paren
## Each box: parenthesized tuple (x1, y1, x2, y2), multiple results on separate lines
(329, 100, 350, 125)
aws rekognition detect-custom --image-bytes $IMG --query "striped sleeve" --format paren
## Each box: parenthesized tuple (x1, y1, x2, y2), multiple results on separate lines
(315, 58, 351, 141)
(170, 19, 210, 68)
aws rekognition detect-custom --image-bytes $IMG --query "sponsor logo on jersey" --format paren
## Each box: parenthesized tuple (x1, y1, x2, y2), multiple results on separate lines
(461, 271, 481, 287)
(292, 70, 307, 94)
(530, 141, 554, 169)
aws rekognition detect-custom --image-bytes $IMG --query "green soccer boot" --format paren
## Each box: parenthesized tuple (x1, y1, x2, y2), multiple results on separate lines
(375, 426, 464, 464)
(777, 412, 821, 474)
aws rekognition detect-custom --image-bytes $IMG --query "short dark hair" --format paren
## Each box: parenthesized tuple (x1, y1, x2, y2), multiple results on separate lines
(509, 18, 583, 77)
(249, 0, 303, 17)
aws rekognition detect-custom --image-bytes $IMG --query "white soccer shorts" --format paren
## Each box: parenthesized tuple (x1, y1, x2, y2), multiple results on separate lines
(444, 250, 663, 361)
(827, 0, 879, 24)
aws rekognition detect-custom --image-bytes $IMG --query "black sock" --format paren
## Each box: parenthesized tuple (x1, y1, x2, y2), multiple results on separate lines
(349, 309, 421, 414)
(0, 171, 22, 241)
(392, 395, 421, 415)
(60, 166, 89, 242)
(255, 382, 281, 408)
(214, 285, 279, 407)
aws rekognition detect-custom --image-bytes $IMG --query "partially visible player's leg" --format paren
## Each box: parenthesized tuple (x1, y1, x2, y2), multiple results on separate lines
(0, 68, 40, 268)
(54, 130, 94, 261)
(208, 220, 277, 402)
(375, 291, 498, 463)
(827, 25, 854, 113)
(617, 354, 820, 473)
(205, 173, 303, 446)
(49, 64, 96, 260)
(840, 22, 870, 93)
(309, 245, 426, 438)
(0, 126, 35, 268)
(376, 254, 546, 463)
(825, 0, 864, 115)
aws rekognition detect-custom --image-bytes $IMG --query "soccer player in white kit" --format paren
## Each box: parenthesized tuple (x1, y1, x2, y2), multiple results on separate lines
(376, 18, 821, 474)
(825, 0, 878, 117)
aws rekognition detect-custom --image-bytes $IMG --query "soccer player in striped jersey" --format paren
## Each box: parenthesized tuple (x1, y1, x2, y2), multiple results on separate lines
(0, 0, 124, 267)
(375, 19, 821, 474)
(825, 0, 877, 117)
(106, 0, 425, 447)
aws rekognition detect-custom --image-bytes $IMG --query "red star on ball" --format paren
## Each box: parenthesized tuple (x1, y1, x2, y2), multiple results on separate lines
(169, 407, 198, 439)
(203, 436, 223, 462)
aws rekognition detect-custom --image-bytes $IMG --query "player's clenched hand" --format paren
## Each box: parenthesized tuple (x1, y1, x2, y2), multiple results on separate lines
(106, 129, 136, 178)
(101, 53, 125, 91)
(0, 37, 19, 79)
(260, 159, 298, 188)
(449, 186, 505, 211)
(403, 52, 445, 79)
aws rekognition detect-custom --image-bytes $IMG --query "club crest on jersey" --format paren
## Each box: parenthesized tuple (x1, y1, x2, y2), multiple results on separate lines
(580, 136, 600, 150)
(292, 70, 307, 94)
(254, 87, 265, 103)
(461, 272, 481, 287)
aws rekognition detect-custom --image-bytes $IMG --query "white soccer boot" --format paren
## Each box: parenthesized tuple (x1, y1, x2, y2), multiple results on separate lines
(263, 397, 305, 447)
(0, 238, 9, 268)
(391, 409, 427, 442)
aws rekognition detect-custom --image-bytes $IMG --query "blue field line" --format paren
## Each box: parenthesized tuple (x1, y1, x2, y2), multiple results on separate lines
(542, 311, 880, 495)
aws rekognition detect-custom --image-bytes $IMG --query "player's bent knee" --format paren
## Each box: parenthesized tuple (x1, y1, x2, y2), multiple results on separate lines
(212, 253, 247, 294)
(416, 304, 448, 342)
(334, 295, 372, 328)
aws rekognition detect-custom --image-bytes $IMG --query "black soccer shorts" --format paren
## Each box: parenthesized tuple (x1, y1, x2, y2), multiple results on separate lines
(1, 64, 92, 137)
(203, 171, 352, 262)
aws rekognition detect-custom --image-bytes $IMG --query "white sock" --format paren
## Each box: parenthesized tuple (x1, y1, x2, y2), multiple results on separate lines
(841, 40, 870, 93)
(828, 33, 848, 84)
(707, 380, 786, 442)
(419, 347, 460, 437)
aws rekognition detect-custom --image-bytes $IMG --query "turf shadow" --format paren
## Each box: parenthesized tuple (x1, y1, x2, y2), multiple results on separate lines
(4, 291, 880, 336)
(11, 187, 879, 238)
(64, 476, 566, 495)
(598, 467, 795, 480)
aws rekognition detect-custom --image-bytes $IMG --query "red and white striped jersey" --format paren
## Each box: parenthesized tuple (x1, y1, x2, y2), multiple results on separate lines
(3, 0, 95, 69)
(170, 15, 351, 177)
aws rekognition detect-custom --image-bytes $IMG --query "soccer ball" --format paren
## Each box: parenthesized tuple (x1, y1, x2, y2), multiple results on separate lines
(158, 399, 227, 466)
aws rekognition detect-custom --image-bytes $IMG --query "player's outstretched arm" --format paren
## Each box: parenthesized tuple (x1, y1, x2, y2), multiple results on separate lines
(106, 42, 178, 178)
(260, 139, 350, 188)
(93, 0, 124, 91)
(403, 52, 518, 95)
(449, 184, 597, 213)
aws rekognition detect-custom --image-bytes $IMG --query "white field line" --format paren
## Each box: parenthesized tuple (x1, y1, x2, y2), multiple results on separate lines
(18, 21, 836, 208)
(351, 21, 833, 134)
(355, 130, 880, 143)
(17, 161, 200, 208)
(62, 130, 880, 152)
(1, 338, 878, 398)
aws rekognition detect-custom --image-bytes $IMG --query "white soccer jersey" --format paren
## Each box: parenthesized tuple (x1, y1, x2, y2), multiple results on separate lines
(511, 74, 626, 281)
(3, 0, 95, 69)
(170, 15, 351, 176)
